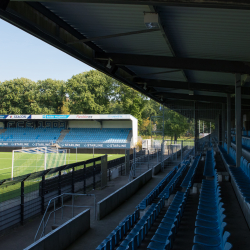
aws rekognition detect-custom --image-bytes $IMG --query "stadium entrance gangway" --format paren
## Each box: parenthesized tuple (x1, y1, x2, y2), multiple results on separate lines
(34, 193, 96, 242)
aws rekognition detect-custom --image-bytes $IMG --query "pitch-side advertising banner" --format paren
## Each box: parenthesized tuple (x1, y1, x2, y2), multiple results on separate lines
(0, 114, 132, 120)
(0, 141, 130, 148)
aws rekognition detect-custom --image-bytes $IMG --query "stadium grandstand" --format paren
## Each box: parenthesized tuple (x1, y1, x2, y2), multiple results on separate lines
(1, 1, 250, 250)
(0, 114, 137, 149)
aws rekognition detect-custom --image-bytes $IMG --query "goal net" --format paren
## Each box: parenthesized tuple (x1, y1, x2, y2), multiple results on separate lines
(12, 147, 67, 178)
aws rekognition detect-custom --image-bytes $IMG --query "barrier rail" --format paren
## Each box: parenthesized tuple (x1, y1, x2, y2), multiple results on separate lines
(34, 193, 96, 242)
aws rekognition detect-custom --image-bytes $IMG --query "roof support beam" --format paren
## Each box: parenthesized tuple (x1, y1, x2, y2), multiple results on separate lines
(67, 29, 160, 44)
(95, 53, 250, 74)
(159, 92, 250, 105)
(10, 1, 250, 11)
(159, 93, 227, 103)
(135, 79, 250, 94)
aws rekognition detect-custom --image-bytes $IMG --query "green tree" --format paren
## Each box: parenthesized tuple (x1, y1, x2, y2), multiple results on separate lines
(36, 79, 66, 114)
(164, 110, 190, 140)
(110, 83, 147, 125)
(66, 70, 114, 114)
(0, 78, 39, 114)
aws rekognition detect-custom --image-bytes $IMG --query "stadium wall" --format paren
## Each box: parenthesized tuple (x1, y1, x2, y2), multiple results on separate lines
(97, 169, 152, 220)
(24, 209, 90, 250)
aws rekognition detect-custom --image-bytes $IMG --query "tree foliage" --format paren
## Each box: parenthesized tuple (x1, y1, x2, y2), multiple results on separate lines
(0, 70, 205, 138)
(66, 70, 113, 114)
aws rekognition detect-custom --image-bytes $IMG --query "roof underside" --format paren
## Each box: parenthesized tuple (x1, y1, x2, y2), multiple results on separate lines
(1, 0, 250, 120)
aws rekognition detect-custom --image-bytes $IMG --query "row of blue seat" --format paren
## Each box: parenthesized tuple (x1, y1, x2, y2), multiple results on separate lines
(230, 162, 250, 204)
(181, 155, 201, 188)
(96, 149, 195, 250)
(203, 150, 216, 178)
(231, 137, 250, 152)
(138, 148, 195, 211)
(138, 167, 178, 210)
(158, 162, 189, 200)
(219, 143, 250, 202)
(146, 154, 201, 249)
(147, 189, 190, 250)
(231, 129, 249, 137)
(96, 209, 139, 250)
(117, 198, 166, 250)
(192, 176, 232, 250)
(218, 144, 236, 166)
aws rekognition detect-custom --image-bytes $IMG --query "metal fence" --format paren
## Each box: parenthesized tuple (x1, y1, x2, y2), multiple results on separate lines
(0, 150, 147, 233)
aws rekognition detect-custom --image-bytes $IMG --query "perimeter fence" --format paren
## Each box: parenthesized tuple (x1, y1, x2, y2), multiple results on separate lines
(0, 149, 153, 233)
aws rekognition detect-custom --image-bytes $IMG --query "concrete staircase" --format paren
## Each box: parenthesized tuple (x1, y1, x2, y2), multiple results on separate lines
(57, 129, 70, 143)
(0, 129, 6, 135)
(127, 130, 132, 143)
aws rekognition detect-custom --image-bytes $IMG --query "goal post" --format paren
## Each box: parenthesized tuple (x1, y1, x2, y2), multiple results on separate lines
(11, 147, 67, 178)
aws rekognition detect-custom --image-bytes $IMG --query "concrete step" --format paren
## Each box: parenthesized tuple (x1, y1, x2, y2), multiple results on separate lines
(0, 129, 6, 135)
(57, 129, 70, 142)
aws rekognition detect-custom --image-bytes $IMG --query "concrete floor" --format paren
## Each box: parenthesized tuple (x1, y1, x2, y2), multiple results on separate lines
(2, 149, 249, 250)
(0, 154, 179, 250)
(66, 166, 176, 250)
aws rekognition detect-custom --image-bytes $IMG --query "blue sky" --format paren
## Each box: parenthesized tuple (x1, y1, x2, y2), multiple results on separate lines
(0, 19, 93, 82)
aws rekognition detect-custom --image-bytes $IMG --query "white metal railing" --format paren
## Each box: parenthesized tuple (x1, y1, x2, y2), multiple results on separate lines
(34, 193, 96, 242)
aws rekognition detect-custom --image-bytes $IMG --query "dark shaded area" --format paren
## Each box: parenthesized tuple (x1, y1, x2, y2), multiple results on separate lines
(219, 182, 250, 249)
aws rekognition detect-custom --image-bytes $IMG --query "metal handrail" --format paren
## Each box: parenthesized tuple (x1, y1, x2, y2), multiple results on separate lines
(34, 193, 96, 242)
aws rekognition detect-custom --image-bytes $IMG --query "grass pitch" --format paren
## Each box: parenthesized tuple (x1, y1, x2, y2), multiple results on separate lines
(0, 152, 124, 180)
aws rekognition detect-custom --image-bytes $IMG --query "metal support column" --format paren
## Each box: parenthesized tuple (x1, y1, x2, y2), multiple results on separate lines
(41, 175, 45, 214)
(21, 181, 24, 225)
(71, 166, 75, 193)
(194, 102, 198, 156)
(235, 74, 242, 167)
(222, 103, 226, 145)
(227, 94, 231, 154)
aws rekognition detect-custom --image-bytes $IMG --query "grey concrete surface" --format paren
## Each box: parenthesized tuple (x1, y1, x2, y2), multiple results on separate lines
(66, 166, 177, 250)
(153, 163, 161, 175)
(0, 153, 182, 250)
(97, 169, 152, 220)
(24, 209, 90, 250)
(0, 175, 130, 250)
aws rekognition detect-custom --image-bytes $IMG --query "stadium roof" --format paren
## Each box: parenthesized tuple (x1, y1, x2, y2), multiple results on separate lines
(1, 0, 250, 120)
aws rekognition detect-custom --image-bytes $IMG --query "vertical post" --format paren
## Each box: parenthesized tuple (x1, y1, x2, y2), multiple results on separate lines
(44, 147, 47, 170)
(93, 146, 94, 158)
(194, 102, 198, 156)
(76, 147, 77, 162)
(148, 150, 149, 169)
(203, 121, 204, 134)
(199, 120, 200, 134)
(181, 140, 183, 162)
(21, 181, 24, 225)
(72, 195, 74, 218)
(162, 105, 164, 164)
(83, 164, 86, 194)
(58, 171, 61, 204)
(227, 93, 231, 154)
(71, 167, 75, 193)
(12, 150, 14, 178)
(210, 122, 211, 134)
(235, 73, 242, 167)
(41, 175, 45, 214)
(93, 161, 96, 190)
(222, 103, 226, 145)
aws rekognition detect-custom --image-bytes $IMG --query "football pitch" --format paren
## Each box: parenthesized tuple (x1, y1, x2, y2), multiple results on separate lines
(0, 152, 124, 180)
